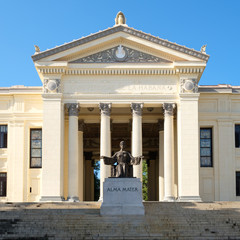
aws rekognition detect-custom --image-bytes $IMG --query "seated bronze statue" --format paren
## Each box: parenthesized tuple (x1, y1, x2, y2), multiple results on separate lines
(101, 141, 143, 178)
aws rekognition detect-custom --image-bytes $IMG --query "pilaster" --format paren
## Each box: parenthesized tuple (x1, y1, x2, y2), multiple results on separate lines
(158, 120, 164, 201)
(40, 94, 64, 201)
(217, 119, 235, 200)
(78, 120, 84, 201)
(7, 120, 25, 202)
(177, 93, 201, 201)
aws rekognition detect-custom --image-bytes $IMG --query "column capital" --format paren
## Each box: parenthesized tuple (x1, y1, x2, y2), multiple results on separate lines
(99, 103, 111, 116)
(66, 103, 80, 116)
(78, 120, 85, 132)
(131, 103, 144, 116)
(163, 103, 176, 116)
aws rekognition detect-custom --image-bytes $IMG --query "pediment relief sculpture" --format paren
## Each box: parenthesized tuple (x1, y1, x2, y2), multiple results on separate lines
(70, 45, 172, 64)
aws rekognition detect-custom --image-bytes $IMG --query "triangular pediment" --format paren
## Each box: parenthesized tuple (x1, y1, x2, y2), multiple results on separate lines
(69, 45, 172, 64)
(32, 25, 209, 63)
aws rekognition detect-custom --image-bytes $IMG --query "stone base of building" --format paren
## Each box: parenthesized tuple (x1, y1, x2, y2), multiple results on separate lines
(177, 196, 202, 202)
(100, 178, 144, 215)
(40, 196, 64, 202)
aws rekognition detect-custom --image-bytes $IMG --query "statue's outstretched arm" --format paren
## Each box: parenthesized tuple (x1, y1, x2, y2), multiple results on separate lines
(100, 156, 116, 165)
(129, 153, 144, 165)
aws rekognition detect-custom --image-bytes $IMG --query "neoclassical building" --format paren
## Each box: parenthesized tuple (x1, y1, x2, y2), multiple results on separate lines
(0, 12, 240, 202)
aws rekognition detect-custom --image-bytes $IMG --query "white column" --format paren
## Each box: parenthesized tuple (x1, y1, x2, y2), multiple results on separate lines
(99, 103, 111, 201)
(163, 103, 175, 201)
(78, 120, 84, 201)
(67, 103, 80, 201)
(131, 103, 143, 180)
(158, 120, 164, 201)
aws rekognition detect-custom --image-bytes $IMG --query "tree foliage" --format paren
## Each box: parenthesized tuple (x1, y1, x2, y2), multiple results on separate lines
(142, 159, 148, 201)
(94, 160, 100, 201)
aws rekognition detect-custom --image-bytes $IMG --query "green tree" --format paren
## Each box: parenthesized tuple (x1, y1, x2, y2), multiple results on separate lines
(94, 160, 100, 201)
(142, 159, 148, 201)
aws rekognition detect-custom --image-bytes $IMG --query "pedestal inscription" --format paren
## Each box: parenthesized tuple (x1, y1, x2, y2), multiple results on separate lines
(100, 178, 145, 215)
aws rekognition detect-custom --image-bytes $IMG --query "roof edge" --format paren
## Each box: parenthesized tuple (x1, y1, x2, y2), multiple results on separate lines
(32, 25, 210, 62)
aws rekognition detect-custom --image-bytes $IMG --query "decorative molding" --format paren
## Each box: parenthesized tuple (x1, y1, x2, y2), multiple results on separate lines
(70, 45, 171, 64)
(39, 68, 66, 74)
(38, 67, 204, 76)
(99, 103, 111, 116)
(32, 25, 209, 62)
(66, 68, 176, 75)
(43, 79, 61, 93)
(180, 78, 198, 93)
(131, 103, 143, 116)
(66, 103, 80, 116)
(78, 120, 85, 131)
(163, 103, 176, 116)
(176, 68, 203, 74)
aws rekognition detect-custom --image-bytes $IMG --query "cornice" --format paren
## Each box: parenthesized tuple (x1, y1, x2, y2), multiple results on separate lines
(32, 25, 209, 62)
(38, 67, 204, 76)
(0, 87, 42, 94)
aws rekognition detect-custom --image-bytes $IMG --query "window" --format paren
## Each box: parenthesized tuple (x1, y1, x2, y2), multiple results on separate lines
(237, 172, 240, 196)
(235, 125, 240, 148)
(200, 128, 213, 167)
(0, 173, 7, 197)
(0, 125, 7, 148)
(30, 129, 42, 168)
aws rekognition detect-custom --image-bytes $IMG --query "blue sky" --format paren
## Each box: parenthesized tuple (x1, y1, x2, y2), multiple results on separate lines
(0, 0, 239, 87)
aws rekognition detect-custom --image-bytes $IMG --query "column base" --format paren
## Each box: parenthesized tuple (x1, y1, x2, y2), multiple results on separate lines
(177, 196, 202, 202)
(67, 196, 79, 202)
(40, 196, 64, 202)
(163, 196, 176, 202)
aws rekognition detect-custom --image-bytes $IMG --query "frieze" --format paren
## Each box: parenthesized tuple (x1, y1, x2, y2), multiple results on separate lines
(180, 78, 198, 93)
(99, 103, 111, 116)
(63, 77, 177, 95)
(43, 79, 61, 93)
(70, 45, 171, 64)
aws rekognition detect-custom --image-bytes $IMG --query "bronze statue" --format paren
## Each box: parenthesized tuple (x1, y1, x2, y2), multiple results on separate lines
(101, 141, 143, 178)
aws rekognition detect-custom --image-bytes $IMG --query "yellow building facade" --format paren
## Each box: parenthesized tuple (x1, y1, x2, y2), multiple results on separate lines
(0, 13, 240, 202)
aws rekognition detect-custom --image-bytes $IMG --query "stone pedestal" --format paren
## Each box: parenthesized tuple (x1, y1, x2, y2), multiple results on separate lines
(100, 178, 144, 215)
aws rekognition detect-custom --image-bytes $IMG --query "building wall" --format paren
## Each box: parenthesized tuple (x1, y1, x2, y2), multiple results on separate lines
(199, 89, 240, 201)
(0, 89, 43, 202)
(0, 86, 240, 202)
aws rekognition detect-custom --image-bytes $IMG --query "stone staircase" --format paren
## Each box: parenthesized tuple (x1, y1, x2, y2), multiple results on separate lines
(0, 202, 240, 240)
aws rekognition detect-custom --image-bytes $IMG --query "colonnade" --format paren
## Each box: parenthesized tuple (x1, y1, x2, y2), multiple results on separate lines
(65, 102, 176, 201)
